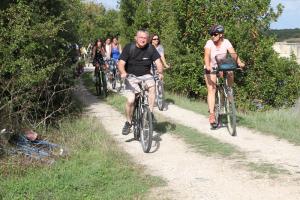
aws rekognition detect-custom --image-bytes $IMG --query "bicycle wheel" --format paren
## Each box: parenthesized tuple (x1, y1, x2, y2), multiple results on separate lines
(225, 89, 237, 136)
(95, 74, 101, 96)
(101, 71, 108, 97)
(140, 105, 153, 153)
(213, 87, 223, 129)
(156, 80, 164, 111)
(132, 99, 141, 140)
(112, 70, 117, 89)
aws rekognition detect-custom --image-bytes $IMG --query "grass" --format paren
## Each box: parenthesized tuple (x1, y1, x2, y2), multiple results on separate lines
(239, 109, 300, 144)
(0, 117, 164, 200)
(154, 115, 242, 158)
(247, 162, 289, 179)
(164, 91, 208, 115)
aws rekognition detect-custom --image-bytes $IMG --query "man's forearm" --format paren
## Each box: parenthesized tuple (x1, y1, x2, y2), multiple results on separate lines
(118, 60, 127, 75)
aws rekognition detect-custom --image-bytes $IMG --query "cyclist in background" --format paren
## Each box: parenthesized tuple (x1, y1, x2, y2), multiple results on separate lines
(111, 36, 122, 63)
(204, 25, 245, 125)
(92, 38, 107, 78)
(150, 33, 170, 69)
(104, 37, 111, 60)
(118, 29, 164, 135)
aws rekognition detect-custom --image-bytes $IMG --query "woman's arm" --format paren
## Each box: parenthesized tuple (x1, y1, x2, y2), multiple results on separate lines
(101, 47, 106, 57)
(228, 47, 245, 67)
(160, 53, 170, 68)
(204, 47, 211, 70)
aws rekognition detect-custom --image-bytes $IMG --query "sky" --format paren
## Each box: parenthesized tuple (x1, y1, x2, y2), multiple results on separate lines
(92, 0, 300, 29)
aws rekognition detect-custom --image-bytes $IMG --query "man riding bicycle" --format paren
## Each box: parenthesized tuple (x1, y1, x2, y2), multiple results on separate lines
(118, 29, 164, 135)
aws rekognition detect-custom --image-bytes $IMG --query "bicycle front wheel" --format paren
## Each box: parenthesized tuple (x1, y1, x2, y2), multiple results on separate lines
(156, 80, 164, 111)
(140, 106, 153, 153)
(225, 91, 237, 136)
(112, 76, 116, 89)
(132, 100, 141, 140)
(95, 75, 101, 96)
(101, 71, 108, 97)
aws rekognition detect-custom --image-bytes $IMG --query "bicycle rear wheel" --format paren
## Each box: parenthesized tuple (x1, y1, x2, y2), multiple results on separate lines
(225, 90, 237, 136)
(156, 80, 164, 111)
(140, 106, 153, 153)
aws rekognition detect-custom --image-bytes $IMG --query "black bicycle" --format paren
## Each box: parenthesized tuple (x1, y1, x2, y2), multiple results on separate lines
(152, 64, 164, 111)
(94, 63, 107, 97)
(212, 53, 239, 136)
(126, 75, 153, 153)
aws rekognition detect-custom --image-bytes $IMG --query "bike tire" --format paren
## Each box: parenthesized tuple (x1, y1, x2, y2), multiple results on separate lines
(140, 106, 153, 153)
(213, 88, 222, 129)
(225, 90, 237, 136)
(101, 71, 108, 97)
(112, 75, 116, 89)
(132, 98, 141, 140)
(95, 75, 101, 96)
(156, 80, 164, 111)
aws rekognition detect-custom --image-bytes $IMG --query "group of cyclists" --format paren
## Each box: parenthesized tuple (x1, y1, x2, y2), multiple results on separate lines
(84, 24, 244, 138)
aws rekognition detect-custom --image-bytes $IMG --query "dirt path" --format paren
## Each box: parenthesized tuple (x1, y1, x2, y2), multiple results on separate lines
(161, 104, 300, 175)
(75, 79, 300, 200)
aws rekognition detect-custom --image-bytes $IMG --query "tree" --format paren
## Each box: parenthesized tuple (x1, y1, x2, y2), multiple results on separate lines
(0, 0, 83, 129)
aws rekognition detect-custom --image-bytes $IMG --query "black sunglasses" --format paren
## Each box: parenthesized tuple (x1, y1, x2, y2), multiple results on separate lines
(152, 38, 159, 40)
(211, 33, 219, 37)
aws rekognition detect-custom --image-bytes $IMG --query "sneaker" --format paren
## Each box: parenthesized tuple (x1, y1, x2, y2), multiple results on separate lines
(209, 113, 216, 124)
(122, 121, 131, 135)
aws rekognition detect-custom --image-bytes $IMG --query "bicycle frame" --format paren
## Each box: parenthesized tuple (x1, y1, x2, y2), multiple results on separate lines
(213, 53, 238, 136)
(95, 65, 107, 97)
(126, 75, 153, 153)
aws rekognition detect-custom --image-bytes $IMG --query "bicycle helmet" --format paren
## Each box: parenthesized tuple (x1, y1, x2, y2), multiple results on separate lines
(209, 25, 224, 36)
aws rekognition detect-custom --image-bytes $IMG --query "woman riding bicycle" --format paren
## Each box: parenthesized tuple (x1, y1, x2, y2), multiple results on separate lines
(150, 33, 170, 69)
(111, 36, 122, 63)
(204, 25, 245, 125)
(92, 38, 107, 77)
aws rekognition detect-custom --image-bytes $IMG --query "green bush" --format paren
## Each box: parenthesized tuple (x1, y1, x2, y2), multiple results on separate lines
(0, 0, 82, 129)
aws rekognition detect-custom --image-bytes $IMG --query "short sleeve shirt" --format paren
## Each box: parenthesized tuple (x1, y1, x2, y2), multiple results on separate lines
(119, 43, 161, 76)
(156, 44, 164, 56)
(204, 39, 233, 68)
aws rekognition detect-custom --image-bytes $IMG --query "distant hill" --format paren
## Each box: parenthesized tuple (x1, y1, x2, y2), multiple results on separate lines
(269, 28, 300, 42)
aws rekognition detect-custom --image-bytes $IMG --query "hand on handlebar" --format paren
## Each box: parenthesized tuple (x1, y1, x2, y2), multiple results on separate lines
(238, 62, 245, 68)
(158, 73, 164, 80)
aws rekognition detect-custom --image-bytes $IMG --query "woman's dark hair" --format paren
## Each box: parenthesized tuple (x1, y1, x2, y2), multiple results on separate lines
(94, 38, 103, 48)
(150, 33, 160, 45)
